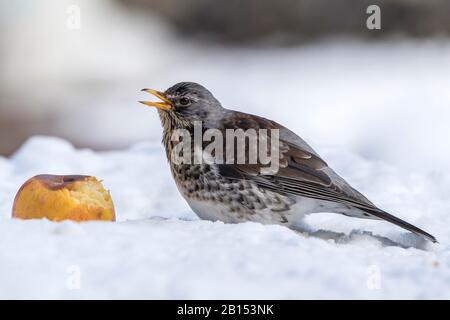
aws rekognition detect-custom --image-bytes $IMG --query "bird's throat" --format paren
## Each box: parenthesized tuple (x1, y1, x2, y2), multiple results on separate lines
(158, 110, 193, 161)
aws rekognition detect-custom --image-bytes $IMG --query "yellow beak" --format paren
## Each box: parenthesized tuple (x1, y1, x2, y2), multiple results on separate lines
(139, 89, 173, 111)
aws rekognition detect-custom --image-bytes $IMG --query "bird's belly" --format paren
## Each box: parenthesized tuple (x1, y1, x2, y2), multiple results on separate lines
(184, 194, 335, 225)
(172, 164, 348, 226)
(185, 198, 243, 223)
(175, 180, 303, 225)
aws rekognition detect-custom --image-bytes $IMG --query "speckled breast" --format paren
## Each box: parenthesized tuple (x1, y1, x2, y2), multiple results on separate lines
(170, 163, 296, 223)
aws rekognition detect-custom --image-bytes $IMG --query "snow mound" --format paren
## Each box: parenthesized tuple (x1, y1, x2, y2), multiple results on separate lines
(0, 136, 448, 299)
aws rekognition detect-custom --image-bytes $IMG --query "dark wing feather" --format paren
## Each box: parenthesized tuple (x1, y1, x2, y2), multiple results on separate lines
(216, 111, 437, 243)
(218, 111, 374, 206)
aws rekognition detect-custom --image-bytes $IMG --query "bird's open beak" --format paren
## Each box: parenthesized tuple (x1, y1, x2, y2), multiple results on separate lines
(139, 89, 173, 111)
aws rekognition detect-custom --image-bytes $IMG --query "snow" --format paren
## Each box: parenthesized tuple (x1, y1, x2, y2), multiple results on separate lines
(2, 8, 450, 296)
(0, 135, 449, 299)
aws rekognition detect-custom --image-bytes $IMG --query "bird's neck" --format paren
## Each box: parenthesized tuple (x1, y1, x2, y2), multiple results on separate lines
(158, 110, 193, 161)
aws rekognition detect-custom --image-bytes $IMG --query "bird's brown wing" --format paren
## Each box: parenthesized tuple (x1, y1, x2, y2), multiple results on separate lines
(216, 111, 437, 242)
(217, 111, 374, 208)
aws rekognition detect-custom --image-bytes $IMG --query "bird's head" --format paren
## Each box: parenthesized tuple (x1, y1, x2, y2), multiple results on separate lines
(140, 82, 223, 129)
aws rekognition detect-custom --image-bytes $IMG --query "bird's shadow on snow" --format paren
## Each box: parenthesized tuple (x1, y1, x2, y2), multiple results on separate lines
(144, 216, 431, 250)
(293, 227, 430, 250)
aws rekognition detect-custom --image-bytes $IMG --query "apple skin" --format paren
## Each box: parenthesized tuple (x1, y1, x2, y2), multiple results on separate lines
(12, 174, 116, 222)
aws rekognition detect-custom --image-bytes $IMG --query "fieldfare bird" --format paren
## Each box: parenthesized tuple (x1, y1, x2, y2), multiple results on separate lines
(140, 82, 436, 243)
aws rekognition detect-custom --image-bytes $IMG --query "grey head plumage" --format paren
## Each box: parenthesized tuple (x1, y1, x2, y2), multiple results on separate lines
(163, 82, 224, 124)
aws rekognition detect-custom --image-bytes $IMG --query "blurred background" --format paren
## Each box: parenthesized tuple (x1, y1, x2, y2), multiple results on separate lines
(1, 0, 450, 172)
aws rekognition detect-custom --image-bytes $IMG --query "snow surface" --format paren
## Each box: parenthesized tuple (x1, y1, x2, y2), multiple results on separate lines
(0, 136, 448, 299)
(2, 0, 450, 300)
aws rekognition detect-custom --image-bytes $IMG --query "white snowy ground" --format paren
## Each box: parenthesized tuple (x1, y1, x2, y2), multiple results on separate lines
(0, 136, 449, 299)
(2, 0, 450, 300)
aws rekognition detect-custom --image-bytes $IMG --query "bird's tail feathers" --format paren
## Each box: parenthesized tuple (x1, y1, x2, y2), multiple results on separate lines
(362, 207, 437, 243)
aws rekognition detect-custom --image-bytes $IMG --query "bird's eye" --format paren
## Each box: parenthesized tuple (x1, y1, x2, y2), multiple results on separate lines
(179, 97, 190, 106)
